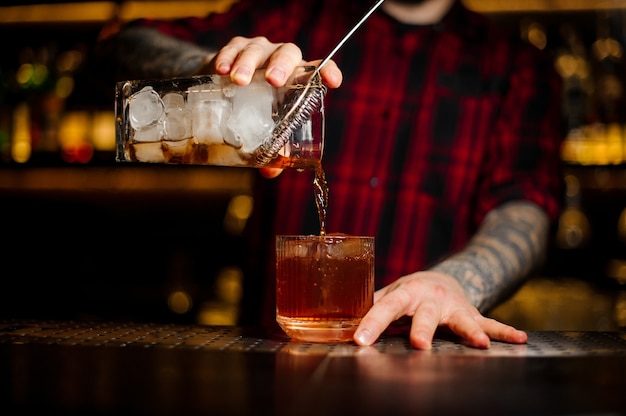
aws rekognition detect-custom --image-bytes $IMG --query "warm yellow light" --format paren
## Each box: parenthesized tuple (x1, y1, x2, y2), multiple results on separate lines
(56, 50, 84, 73)
(556, 207, 591, 249)
(58, 111, 89, 146)
(1, 1, 623, 26)
(527, 22, 547, 50)
(11, 102, 31, 163)
(91, 111, 116, 151)
(196, 266, 243, 325)
(119, 0, 238, 20)
(490, 276, 618, 331)
(223, 194, 253, 235)
(31, 64, 48, 86)
(56, 75, 74, 99)
(0, 1, 239, 24)
(16, 64, 33, 86)
(614, 293, 626, 327)
(12, 141, 32, 164)
(464, 0, 626, 12)
(197, 302, 239, 325)
(215, 266, 243, 304)
(563, 174, 580, 197)
(0, 2, 116, 24)
(592, 37, 623, 61)
(605, 123, 624, 165)
(168, 290, 193, 315)
(555, 54, 590, 79)
(228, 194, 253, 220)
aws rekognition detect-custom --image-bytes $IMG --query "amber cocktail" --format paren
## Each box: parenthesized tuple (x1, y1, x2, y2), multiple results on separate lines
(276, 234, 374, 343)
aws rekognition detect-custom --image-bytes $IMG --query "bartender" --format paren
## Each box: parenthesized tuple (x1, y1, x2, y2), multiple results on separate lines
(96, 0, 564, 349)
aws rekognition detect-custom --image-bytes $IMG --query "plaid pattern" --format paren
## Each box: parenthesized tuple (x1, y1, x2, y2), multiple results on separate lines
(137, 0, 564, 319)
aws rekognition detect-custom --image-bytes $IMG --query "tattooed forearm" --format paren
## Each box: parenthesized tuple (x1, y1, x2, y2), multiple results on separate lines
(101, 26, 216, 80)
(430, 200, 549, 312)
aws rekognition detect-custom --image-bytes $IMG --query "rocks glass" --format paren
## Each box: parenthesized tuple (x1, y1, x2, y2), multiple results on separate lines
(276, 234, 375, 343)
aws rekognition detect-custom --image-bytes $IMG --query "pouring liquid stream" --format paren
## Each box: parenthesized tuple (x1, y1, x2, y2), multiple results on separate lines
(309, 0, 384, 237)
(313, 163, 329, 236)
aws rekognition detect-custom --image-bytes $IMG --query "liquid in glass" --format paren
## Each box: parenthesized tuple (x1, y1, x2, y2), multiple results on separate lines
(276, 234, 374, 343)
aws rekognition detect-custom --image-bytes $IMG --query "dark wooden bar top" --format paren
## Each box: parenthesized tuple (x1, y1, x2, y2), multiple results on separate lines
(2, 319, 626, 415)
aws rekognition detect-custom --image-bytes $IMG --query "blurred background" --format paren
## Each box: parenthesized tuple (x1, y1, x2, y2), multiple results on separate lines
(0, 0, 625, 331)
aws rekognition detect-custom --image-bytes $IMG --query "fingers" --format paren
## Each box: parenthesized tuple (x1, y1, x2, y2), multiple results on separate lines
(320, 61, 343, 88)
(213, 36, 250, 75)
(355, 272, 528, 350)
(480, 316, 528, 344)
(408, 300, 441, 350)
(441, 312, 527, 349)
(265, 42, 304, 86)
(213, 36, 343, 88)
(214, 36, 271, 80)
(445, 310, 491, 349)
(303, 59, 343, 89)
(354, 288, 412, 347)
(214, 36, 303, 86)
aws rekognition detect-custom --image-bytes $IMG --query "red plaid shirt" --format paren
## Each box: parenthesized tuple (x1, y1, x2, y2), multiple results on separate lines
(137, 0, 564, 322)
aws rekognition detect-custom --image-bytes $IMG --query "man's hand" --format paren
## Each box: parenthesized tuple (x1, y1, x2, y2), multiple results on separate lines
(353, 271, 528, 350)
(211, 36, 343, 88)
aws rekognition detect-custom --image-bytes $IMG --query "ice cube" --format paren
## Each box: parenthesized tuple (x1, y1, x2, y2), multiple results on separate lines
(132, 142, 165, 163)
(206, 144, 245, 166)
(225, 77, 276, 154)
(161, 92, 190, 140)
(187, 81, 222, 105)
(128, 86, 164, 130)
(133, 123, 163, 143)
(163, 109, 191, 141)
(163, 138, 192, 162)
(224, 103, 273, 152)
(191, 99, 231, 145)
(162, 92, 185, 108)
(325, 235, 371, 259)
(281, 239, 313, 258)
(187, 81, 229, 145)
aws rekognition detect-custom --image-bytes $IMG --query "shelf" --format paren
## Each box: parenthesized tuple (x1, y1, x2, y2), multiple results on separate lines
(0, 164, 254, 195)
(464, 0, 626, 13)
(0, 0, 623, 25)
(0, 0, 237, 25)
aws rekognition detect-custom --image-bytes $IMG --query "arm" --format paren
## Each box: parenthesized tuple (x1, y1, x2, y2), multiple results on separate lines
(430, 199, 549, 313)
(96, 26, 216, 80)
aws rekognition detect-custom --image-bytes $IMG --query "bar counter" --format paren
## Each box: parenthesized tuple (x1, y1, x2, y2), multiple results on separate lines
(2, 319, 626, 415)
